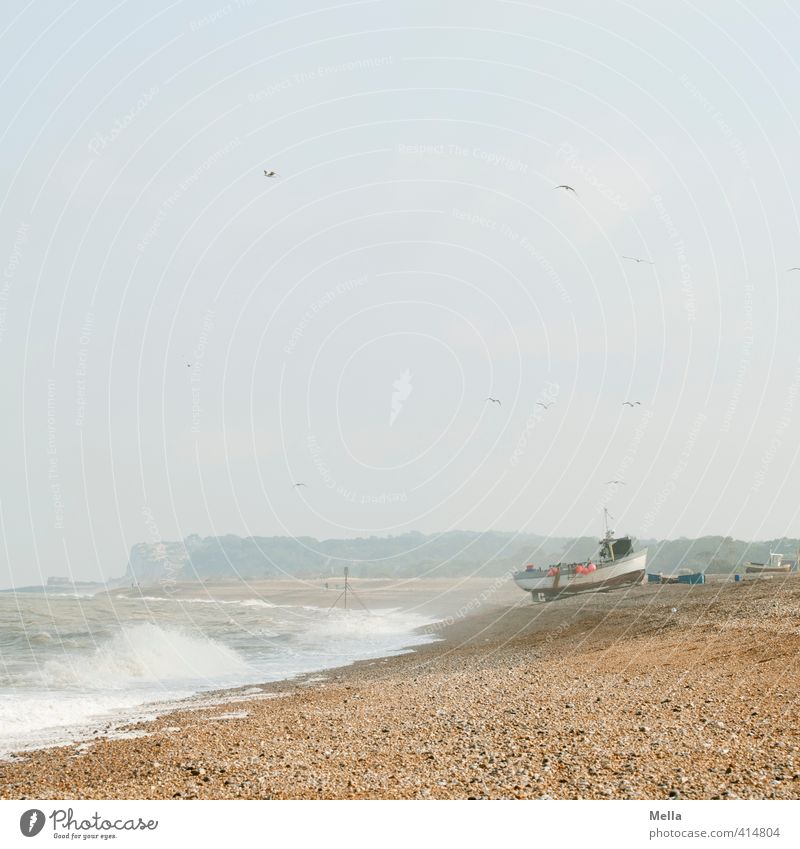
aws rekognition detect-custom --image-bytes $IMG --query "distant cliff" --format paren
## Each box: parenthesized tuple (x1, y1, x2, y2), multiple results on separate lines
(121, 531, 799, 583)
(124, 531, 549, 582)
(126, 540, 193, 582)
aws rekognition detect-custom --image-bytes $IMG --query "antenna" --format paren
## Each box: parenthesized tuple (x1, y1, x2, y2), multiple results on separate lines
(327, 565, 370, 614)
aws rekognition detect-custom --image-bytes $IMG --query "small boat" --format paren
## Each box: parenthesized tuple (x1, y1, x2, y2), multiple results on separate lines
(746, 564, 791, 574)
(647, 572, 705, 585)
(746, 551, 792, 575)
(514, 510, 647, 601)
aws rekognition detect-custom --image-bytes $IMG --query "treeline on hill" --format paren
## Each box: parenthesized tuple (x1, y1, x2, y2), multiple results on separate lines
(122, 531, 800, 583)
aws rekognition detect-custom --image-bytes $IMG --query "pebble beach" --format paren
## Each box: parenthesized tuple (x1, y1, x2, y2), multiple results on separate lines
(2, 577, 799, 800)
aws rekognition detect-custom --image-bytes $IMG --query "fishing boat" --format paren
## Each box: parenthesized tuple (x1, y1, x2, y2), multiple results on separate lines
(745, 551, 792, 575)
(514, 510, 647, 601)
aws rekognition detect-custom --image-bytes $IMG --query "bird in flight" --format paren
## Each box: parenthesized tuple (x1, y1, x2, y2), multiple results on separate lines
(294, 482, 307, 487)
(486, 397, 502, 405)
(622, 401, 641, 407)
(622, 256, 654, 265)
(186, 363, 192, 368)
(788, 267, 800, 272)
(536, 401, 554, 409)
(264, 170, 279, 178)
(605, 480, 626, 485)
(554, 184, 577, 195)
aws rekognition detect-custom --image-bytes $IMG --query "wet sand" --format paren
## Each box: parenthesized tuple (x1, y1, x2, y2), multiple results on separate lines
(2, 576, 799, 799)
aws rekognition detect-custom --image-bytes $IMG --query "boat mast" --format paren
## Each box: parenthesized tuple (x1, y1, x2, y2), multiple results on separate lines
(603, 508, 614, 540)
(601, 508, 616, 561)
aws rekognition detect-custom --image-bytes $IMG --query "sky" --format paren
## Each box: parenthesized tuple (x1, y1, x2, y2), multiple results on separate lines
(1, 0, 800, 585)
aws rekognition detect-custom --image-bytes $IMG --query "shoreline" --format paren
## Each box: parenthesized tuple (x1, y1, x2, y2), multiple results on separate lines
(0, 576, 513, 760)
(2, 577, 800, 799)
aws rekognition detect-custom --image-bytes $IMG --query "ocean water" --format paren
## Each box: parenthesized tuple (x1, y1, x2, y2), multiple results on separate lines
(0, 592, 438, 756)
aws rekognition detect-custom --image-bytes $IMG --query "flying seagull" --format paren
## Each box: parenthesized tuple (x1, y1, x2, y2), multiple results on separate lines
(788, 267, 800, 272)
(622, 401, 641, 407)
(294, 482, 307, 487)
(264, 170, 279, 178)
(622, 256, 654, 265)
(486, 397, 502, 405)
(554, 184, 577, 195)
(536, 401, 554, 409)
(605, 480, 626, 485)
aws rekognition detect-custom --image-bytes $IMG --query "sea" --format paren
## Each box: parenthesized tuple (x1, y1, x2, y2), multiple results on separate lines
(0, 591, 438, 757)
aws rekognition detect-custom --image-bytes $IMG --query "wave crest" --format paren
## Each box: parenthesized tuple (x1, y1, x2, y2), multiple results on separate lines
(34, 622, 249, 689)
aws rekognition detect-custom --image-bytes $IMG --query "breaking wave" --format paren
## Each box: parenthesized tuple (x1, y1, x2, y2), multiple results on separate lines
(32, 622, 250, 690)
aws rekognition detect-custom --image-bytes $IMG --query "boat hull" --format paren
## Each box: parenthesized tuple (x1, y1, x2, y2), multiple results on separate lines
(745, 564, 791, 574)
(514, 549, 647, 600)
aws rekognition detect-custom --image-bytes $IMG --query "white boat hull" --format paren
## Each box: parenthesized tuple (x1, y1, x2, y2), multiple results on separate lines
(514, 549, 648, 599)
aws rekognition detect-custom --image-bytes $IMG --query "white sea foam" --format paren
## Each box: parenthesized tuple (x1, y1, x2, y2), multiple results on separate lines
(302, 608, 434, 640)
(0, 690, 163, 740)
(31, 622, 250, 690)
(127, 596, 278, 609)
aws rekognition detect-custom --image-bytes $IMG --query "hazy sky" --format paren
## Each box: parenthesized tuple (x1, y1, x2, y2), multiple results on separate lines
(2, 0, 800, 585)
